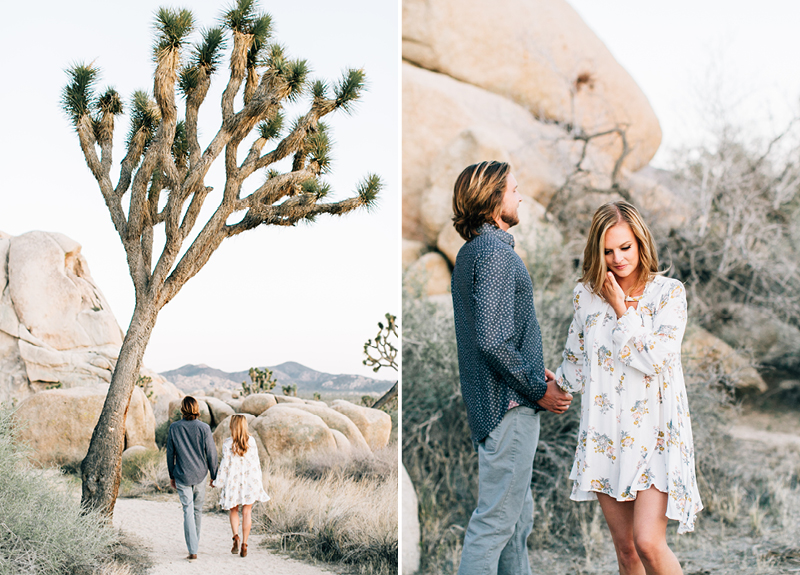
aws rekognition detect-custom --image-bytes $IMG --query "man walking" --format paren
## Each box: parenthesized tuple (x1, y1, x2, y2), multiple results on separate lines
(166, 396, 218, 561)
(451, 161, 573, 575)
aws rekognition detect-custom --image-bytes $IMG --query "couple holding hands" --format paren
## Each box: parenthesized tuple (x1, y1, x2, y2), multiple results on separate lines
(166, 397, 271, 561)
(451, 161, 703, 575)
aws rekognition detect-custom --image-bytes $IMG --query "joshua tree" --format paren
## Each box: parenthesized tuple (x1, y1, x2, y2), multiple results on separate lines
(363, 312, 398, 409)
(241, 366, 277, 396)
(62, 0, 381, 516)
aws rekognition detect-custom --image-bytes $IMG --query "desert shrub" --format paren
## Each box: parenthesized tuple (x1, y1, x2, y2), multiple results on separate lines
(119, 449, 172, 497)
(154, 420, 170, 449)
(256, 451, 397, 574)
(295, 444, 397, 483)
(0, 407, 116, 575)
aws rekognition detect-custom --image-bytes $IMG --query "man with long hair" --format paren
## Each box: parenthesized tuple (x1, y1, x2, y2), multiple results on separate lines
(451, 161, 573, 575)
(166, 396, 218, 561)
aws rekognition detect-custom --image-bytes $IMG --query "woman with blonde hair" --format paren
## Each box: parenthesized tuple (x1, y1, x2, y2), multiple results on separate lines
(556, 201, 702, 575)
(212, 415, 270, 558)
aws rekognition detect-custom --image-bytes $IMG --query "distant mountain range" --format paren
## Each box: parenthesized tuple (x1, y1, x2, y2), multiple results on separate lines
(160, 361, 394, 395)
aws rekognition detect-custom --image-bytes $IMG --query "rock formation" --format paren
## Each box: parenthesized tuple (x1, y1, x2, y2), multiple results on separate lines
(14, 385, 156, 466)
(0, 230, 181, 412)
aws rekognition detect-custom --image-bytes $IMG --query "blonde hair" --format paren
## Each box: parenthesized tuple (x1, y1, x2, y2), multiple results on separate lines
(452, 161, 511, 240)
(580, 201, 660, 296)
(180, 396, 200, 421)
(230, 415, 250, 457)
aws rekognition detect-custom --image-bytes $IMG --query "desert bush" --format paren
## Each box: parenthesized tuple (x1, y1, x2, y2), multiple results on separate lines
(0, 407, 116, 575)
(154, 420, 170, 449)
(256, 450, 398, 574)
(119, 449, 172, 497)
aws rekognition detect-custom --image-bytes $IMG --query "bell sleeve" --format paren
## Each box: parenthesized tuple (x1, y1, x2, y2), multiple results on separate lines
(612, 280, 688, 377)
(555, 286, 587, 395)
(212, 440, 231, 489)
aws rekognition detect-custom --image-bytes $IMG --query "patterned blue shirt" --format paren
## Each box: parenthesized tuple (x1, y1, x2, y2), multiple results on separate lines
(451, 223, 547, 443)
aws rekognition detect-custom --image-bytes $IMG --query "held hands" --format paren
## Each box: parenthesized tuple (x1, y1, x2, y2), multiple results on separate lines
(602, 272, 628, 318)
(538, 368, 572, 414)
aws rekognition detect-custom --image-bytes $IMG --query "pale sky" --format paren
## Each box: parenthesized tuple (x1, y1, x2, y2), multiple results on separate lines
(0, 0, 400, 377)
(567, 0, 800, 166)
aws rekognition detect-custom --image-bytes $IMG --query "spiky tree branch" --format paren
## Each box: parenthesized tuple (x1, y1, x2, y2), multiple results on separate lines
(61, 0, 382, 517)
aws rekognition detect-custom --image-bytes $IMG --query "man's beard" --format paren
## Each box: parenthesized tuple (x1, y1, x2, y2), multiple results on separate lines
(500, 208, 519, 228)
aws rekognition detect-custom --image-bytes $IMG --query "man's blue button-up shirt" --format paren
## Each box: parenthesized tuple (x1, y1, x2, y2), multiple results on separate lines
(451, 223, 547, 444)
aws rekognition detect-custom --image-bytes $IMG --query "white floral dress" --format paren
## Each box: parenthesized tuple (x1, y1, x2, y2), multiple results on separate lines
(212, 437, 271, 510)
(555, 275, 703, 533)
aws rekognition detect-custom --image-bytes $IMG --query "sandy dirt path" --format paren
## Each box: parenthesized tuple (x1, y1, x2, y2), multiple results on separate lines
(113, 498, 334, 575)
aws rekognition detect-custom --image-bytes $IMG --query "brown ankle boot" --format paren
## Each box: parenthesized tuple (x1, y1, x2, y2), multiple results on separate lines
(231, 534, 239, 554)
(240, 543, 248, 558)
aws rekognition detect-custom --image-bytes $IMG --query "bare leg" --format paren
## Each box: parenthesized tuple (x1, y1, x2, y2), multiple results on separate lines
(596, 493, 645, 575)
(229, 505, 239, 537)
(242, 504, 253, 546)
(631, 488, 683, 575)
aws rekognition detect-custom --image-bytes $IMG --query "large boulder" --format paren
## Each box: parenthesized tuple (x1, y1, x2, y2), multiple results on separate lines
(404, 252, 452, 297)
(706, 303, 800, 375)
(251, 406, 336, 457)
(402, 465, 421, 575)
(274, 395, 305, 404)
(402, 64, 604, 241)
(330, 400, 392, 451)
(682, 327, 767, 394)
(14, 385, 156, 466)
(403, 0, 661, 172)
(273, 403, 371, 453)
(202, 396, 236, 428)
(212, 413, 268, 464)
(240, 393, 277, 416)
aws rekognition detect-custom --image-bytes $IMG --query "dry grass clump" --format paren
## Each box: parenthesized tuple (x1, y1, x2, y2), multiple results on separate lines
(118, 449, 172, 497)
(256, 447, 398, 574)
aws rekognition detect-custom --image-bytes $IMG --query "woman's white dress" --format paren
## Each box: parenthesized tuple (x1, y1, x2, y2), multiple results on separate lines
(555, 275, 703, 533)
(212, 436, 271, 509)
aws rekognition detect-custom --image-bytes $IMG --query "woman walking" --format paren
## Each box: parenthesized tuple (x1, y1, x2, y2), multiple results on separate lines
(212, 415, 271, 558)
(556, 201, 702, 574)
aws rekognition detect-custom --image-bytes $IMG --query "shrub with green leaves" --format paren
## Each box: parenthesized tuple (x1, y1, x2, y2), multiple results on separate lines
(0, 407, 115, 574)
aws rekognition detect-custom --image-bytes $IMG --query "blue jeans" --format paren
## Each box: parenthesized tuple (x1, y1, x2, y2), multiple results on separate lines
(175, 481, 205, 555)
(458, 407, 541, 575)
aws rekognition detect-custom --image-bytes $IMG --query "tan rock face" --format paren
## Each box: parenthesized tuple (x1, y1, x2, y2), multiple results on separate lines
(14, 385, 156, 466)
(212, 413, 268, 464)
(404, 252, 452, 297)
(251, 406, 336, 457)
(0, 230, 180, 416)
(403, 0, 661, 173)
(682, 327, 767, 393)
(330, 400, 392, 451)
(403, 64, 604, 242)
(240, 393, 277, 416)
(402, 239, 427, 271)
(273, 403, 371, 453)
(202, 397, 235, 428)
(274, 395, 304, 404)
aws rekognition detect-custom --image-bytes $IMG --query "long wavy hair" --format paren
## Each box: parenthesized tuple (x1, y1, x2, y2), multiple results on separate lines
(580, 200, 660, 296)
(452, 161, 510, 240)
(229, 414, 250, 457)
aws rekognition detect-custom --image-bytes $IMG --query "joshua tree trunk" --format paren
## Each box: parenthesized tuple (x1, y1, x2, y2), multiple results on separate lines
(64, 1, 382, 518)
(80, 300, 158, 515)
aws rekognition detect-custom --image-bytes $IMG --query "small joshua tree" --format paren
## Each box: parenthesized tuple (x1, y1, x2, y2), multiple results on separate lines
(363, 313, 398, 409)
(62, 0, 382, 517)
(241, 366, 277, 396)
(281, 383, 297, 397)
(363, 313, 398, 372)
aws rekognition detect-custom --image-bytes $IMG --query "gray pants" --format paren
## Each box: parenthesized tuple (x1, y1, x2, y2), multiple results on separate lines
(458, 407, 541, 575)
(176, 481, 205, 555)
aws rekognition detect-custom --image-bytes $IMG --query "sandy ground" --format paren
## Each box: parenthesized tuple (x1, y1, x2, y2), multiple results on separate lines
(113, 498, 334, 575)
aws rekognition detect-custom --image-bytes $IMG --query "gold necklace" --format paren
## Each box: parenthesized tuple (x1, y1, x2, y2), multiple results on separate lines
(624, 294, 644, 302)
